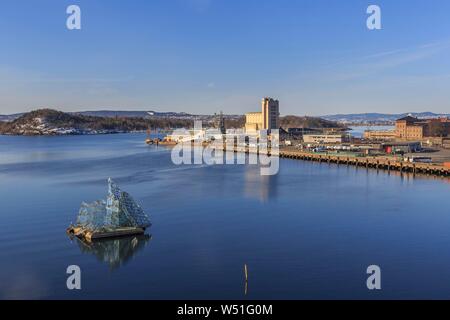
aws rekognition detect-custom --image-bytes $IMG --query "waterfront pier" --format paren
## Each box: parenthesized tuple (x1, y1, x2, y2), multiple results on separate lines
(279, 149, 450, 177)
(209, 144, 450, 177)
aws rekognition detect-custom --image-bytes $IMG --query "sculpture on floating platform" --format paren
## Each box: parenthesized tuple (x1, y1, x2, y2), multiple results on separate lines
(68, 178, 151, 241)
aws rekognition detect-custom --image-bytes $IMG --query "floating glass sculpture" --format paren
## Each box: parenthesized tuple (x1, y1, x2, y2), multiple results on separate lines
(77, 200, 107, 231)
(104, 178, 151, 229)
(68, 178, 151, 241)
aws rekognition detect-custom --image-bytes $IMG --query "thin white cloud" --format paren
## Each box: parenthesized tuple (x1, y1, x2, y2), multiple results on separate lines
(322, 39, 450, 82)
(186, 0, 212, 13)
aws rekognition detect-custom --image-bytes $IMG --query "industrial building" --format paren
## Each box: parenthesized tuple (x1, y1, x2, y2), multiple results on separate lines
(303, 134, 346, 144)
(382, 141, 422, 154)
(245, 98, 280, 133)
(363, 130, 396, 141)
(363, 116, 450, 142)
(395, 116, 450, 140)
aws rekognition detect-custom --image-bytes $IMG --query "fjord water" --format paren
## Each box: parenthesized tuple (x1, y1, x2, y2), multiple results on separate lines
(1, 134, 450, 300)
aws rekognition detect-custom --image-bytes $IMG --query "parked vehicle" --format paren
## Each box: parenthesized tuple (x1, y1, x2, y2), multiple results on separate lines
(405, 157, 433, 163)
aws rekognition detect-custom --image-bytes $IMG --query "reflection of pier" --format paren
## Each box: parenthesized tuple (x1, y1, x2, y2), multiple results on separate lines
(74, 234, 152, 270)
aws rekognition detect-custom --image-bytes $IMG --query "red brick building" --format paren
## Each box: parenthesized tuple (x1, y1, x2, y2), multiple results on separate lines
(395, 116, 450, 140)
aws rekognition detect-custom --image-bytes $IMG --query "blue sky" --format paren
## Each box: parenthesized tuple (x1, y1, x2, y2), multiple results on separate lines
(1, 0, 450, 115)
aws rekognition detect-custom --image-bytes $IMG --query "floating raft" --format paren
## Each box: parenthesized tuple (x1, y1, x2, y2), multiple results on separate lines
(67, 226, 146, 242)
(67, 178, 151, 242)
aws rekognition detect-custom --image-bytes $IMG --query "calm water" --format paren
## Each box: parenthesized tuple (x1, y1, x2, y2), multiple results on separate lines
(1, 133, 450, 300)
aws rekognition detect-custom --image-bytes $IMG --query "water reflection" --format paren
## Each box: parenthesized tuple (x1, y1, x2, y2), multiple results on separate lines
(244, 167, 278, 202)
(72, 234, 152, 270)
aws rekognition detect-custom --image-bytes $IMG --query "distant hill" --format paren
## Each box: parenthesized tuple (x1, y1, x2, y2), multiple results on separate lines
(0, 110, 243, 122)
(75, 110, 151, 118)
(322, 112, 450, 124)
(0, 109, 201, 136)
(281, 115, 344, 129)
(75, 110, 198, 119)
(0, 109, 343, 135)
(3, 110, 449, 126)
(0, 113, 25, 122)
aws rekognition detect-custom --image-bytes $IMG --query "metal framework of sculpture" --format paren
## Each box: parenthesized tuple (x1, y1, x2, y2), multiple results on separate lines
(68, 178, 151, 241)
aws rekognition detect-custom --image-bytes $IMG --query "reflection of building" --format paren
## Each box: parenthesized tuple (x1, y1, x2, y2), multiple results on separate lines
(244, 166, 278, 202)
(395, 116, 450, 140)
(245, 98, 280, 133)
(303, 134, 346, 144)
